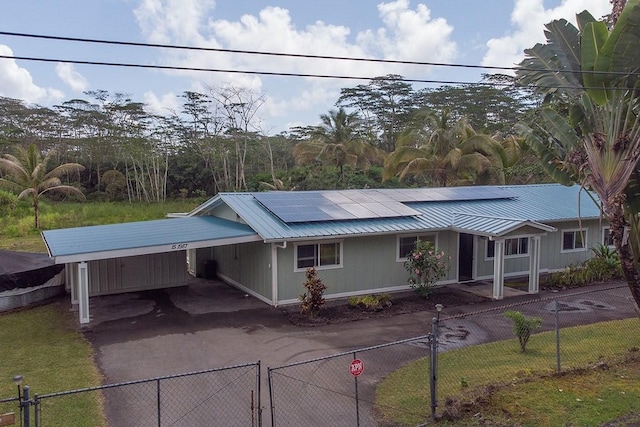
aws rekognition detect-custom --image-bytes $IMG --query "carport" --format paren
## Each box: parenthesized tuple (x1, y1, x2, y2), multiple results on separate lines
(42, 216, 260, 324)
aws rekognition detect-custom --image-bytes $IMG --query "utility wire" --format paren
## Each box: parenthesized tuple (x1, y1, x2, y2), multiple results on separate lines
(1, 30, 638, 77)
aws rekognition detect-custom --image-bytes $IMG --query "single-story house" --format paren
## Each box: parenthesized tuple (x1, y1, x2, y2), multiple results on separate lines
(42, 183, 608, 324)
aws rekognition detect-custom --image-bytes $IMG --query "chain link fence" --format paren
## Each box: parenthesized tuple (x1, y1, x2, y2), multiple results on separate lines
(268, 335, 432, 427)
(8, 362, 261, 427)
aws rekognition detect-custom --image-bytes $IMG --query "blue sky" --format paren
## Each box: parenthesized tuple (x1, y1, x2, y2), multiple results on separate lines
(0, 0, 611, 134)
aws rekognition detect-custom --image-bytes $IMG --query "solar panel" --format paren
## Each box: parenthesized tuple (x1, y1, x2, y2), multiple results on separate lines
(254, 187, 515, 224)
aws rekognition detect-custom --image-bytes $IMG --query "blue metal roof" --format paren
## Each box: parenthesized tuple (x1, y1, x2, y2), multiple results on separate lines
(42, 216, 260, 263)
(195, 184, 601, 242)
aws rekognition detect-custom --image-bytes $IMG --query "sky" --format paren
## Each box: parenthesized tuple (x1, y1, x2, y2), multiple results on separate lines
(0, 0, 612, 135)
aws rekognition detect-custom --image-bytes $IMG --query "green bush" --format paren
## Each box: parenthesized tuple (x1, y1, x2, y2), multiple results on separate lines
(348, 294, 392, 311)
(0, 189, 17, 216)
(299, 267, 327, 317)
(504, 310, 542, 352)
(544, 244, 623, 288)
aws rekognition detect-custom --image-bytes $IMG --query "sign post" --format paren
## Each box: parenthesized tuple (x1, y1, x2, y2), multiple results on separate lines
(350, 358, 363, 426)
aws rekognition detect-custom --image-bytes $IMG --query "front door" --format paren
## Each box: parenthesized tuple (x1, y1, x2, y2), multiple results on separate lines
(458, 233, 474, 282)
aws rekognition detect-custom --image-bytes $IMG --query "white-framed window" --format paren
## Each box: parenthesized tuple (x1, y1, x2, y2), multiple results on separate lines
(486, 237, 529, 259)
(397, 234, 437, 261)
(295, 241, 343, 271)
(562, 229, 587, 252)
(602, 227, 614, 247)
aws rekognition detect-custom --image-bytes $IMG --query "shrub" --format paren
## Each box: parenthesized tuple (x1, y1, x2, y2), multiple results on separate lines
(299, 267, 327, 317)
(404, 240, 449, 298)
(348, 294, 392, 311)
(0, 190, 17, 216)
(504, 310, 542, 352)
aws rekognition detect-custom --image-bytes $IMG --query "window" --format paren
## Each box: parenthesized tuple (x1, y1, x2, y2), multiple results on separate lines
(397, 235, 436, 261)
(295, 242, 342, 270)
(602, 227, 614, 247)
(486, 237, 529, 259)
(562, 229, 587, 252)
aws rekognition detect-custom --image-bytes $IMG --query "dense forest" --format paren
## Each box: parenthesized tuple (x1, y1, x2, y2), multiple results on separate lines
(0, 73, 549, 204)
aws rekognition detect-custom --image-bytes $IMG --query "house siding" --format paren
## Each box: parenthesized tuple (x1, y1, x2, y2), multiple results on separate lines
(207, 241, 272, 300)
(88, 252, 189, 296)
(275, 232, 458, 302)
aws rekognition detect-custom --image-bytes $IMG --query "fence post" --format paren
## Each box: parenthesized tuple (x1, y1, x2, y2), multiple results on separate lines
(156, 378, 161, 427)
(430, 305, 443, 419)
(22, 386, 30, 427)
(267, 368, 276, 427)
(33, 394, 38, 427)
(256, 361, 262, 427)
(555, 299, 561, 373)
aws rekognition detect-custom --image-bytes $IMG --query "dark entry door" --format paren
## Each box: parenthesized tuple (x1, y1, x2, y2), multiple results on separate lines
(458, 233, 474, 282)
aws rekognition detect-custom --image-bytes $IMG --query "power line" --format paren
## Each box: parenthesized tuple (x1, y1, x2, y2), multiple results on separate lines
(1, 30, 638, 78)
(0, 30, 515, 72)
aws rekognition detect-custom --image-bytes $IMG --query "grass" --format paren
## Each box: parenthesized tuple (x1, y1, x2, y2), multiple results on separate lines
(375, 318, 640, 426)
(0, 199, 202, 252)
(0, 300, 104, 426)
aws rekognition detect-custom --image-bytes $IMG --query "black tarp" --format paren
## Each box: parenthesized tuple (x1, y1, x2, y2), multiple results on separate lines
(0, 250, 64, 292)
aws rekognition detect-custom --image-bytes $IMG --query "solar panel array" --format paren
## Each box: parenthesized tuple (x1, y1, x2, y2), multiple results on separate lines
(254, 187, 515, 224)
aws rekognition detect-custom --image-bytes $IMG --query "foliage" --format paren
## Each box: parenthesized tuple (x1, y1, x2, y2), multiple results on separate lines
(299, 267, 327, 317)
(515, 1, 640, 308)
(544, 245, 623, 287)
(376, 317, 640, 426)
(347, 294, 392, 311)
(403, 240, 449, 298)
(101, 169, 127, 201)
(0, 143, 85, 228)
(504, 310, 543, 352)
(0, 189, 17, 215)
(0, 303, 104, 425)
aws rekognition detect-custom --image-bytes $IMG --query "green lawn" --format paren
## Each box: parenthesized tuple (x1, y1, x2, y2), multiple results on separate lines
(0, 199, 201, 252)
(375, 318, 640, 426)
(0, 301, 104, 426)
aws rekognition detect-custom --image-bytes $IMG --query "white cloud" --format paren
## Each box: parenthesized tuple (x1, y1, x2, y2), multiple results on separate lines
(133, 0, 458, 132)
(0, 45, 63, 103)
(143, 91, 180, 115)
(482, 0, 611, 70)
(56, 63, 89, 92)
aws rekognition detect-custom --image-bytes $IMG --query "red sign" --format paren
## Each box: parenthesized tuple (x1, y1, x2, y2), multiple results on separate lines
(350, 359, 364, 377)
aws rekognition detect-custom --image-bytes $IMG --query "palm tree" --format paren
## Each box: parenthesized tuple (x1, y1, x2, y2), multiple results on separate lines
(516, 1, 640, 307)
(293, 108, 384, 180)
(383, 109, 507, 186)
(0, 144, 85, 228)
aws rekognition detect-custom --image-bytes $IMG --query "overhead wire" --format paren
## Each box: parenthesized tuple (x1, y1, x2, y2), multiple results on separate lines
(0, 30, 637, 90)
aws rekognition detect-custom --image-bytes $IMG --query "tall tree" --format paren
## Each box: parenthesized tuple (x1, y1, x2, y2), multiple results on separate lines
(337, 74, 416, 152)
(293, 108, 384, 180)
(516, 1, 640, 307)
(0, 144, 85, 228)
(383, 109, 507, 186)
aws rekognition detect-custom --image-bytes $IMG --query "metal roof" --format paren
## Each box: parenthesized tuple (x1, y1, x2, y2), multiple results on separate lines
(42, 216, 260, 264)
(451, 213, 556, 237)
(196, 184, 601, 242)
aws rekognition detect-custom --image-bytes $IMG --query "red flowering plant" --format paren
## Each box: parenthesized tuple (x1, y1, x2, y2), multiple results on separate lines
(404, 240, 449, 298)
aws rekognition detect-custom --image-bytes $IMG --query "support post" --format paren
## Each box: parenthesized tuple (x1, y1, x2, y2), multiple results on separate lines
(78, 262, 90, 324)
(492, 239, 505, 300)
(528, 236, 541, 294)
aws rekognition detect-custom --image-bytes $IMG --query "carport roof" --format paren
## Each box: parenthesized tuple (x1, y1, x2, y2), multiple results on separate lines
(42, 216, 260, 264)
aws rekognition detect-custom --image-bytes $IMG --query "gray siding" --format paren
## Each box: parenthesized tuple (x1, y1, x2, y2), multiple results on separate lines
(201, 242, 272, 300)
(276, 232, 457, 302)
(88, 252, 189, 296)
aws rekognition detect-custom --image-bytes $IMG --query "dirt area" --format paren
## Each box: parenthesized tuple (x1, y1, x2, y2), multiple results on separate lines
(283, 286, 488, 326)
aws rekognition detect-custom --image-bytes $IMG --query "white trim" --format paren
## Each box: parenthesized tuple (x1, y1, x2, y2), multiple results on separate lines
(51, 234, 263, 264)
(293, 240, 344, 272)
(78, 262, 90, 324)
(485, 236, 530, 261)
(396, 233, 438, 262)
(602, 226, 615, 248)
(271, 243, 279, 305)
(560, 228, 588, 253)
